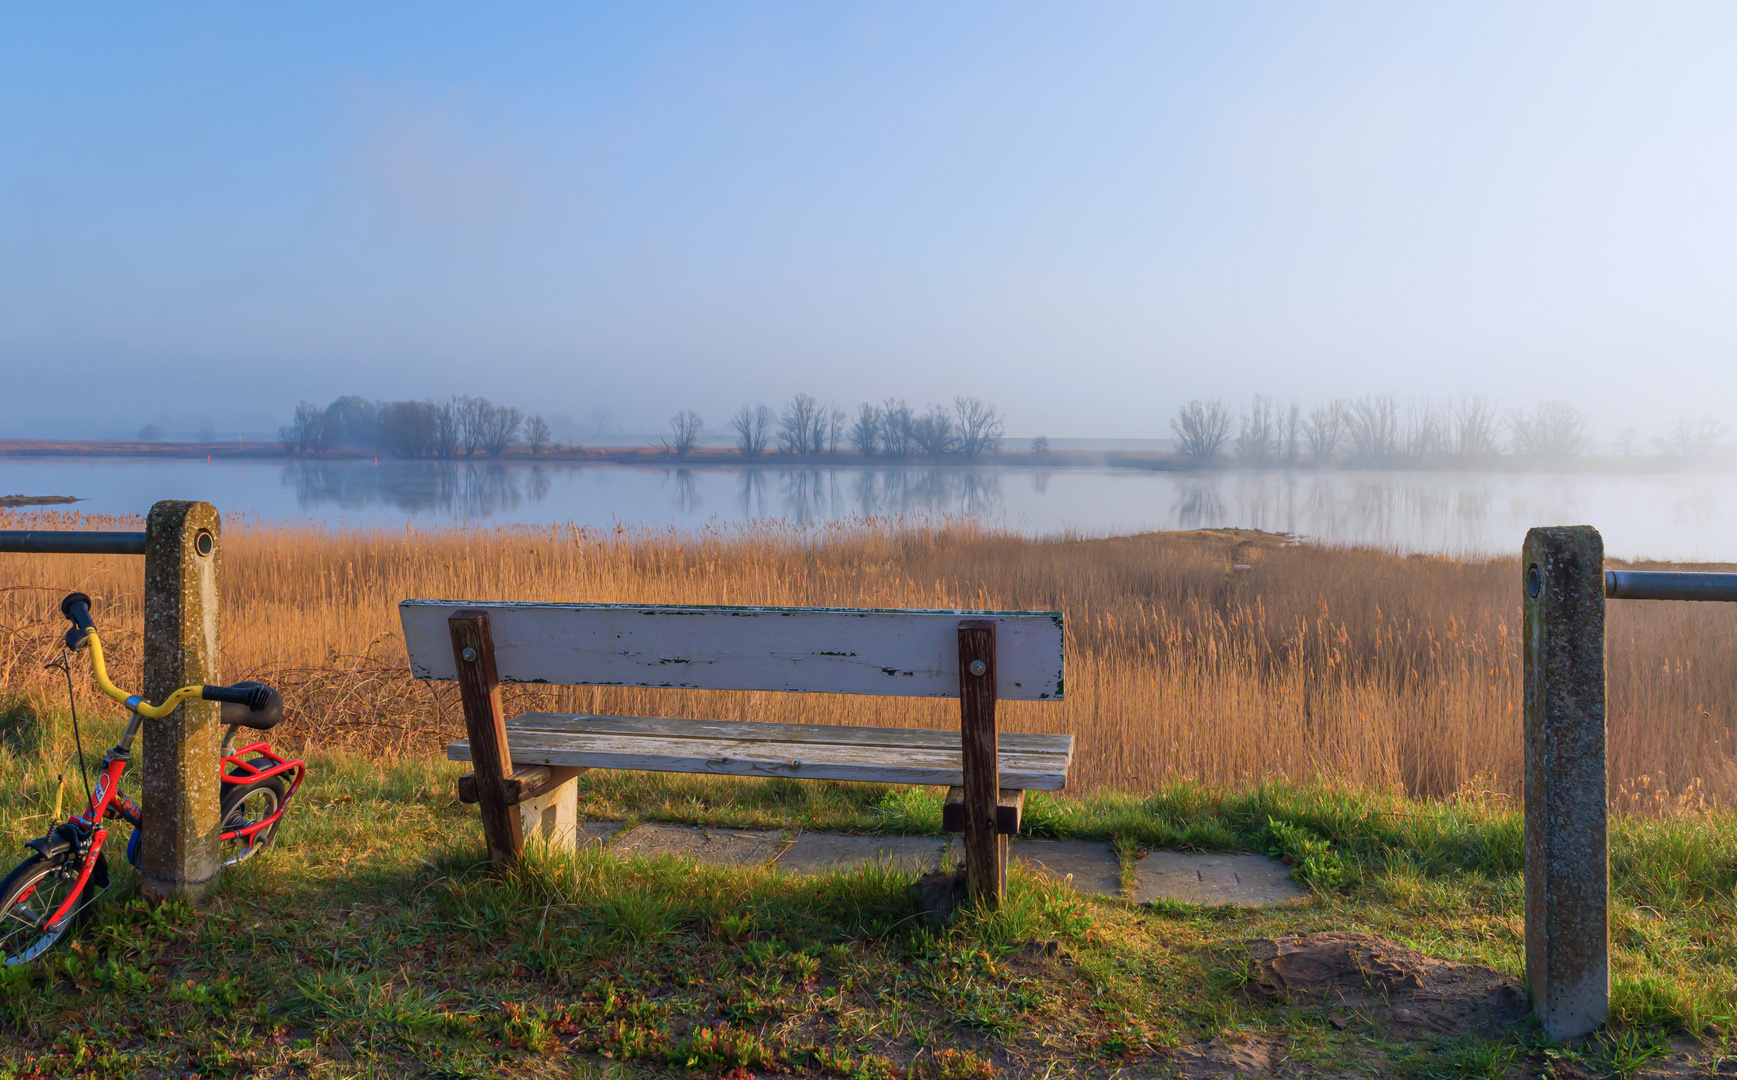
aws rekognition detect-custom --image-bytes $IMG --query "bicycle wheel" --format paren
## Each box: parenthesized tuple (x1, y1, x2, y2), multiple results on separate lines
(219, 761, 288, 868)
(0, 850, 101, 965)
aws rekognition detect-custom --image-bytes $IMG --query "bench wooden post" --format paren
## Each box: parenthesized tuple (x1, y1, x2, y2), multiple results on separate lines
(958, 620, 1004, 905)
(449, 610, 523, 869)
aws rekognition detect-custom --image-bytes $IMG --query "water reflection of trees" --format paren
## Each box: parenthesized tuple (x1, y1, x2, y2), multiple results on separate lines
(1168, 472, 1495, 551)
(277, 460, 1524, 555)
(280, 461, 527, 519)
(664, 468, 702, 514)
(725, 466, 1005, 523)
(843, 468, 1003, 520)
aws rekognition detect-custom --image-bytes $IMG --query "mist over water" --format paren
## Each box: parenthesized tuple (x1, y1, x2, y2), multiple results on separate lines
(4, 457, 1735, 561)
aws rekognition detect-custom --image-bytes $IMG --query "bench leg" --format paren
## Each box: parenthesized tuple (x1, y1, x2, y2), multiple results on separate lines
(958, 620, 1003, 906)
(449, 609, 523, 870)
(517, 773, 579, 853)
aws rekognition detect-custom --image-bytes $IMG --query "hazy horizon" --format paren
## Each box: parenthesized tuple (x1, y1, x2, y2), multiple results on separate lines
(5, 4, 1737, 444)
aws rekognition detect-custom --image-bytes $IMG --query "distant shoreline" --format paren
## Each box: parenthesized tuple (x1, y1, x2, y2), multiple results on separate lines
(0, 439, 1729, 474)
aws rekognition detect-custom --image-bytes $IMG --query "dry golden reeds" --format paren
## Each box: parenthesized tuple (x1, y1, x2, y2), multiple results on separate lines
(2, 509, 1733, 809)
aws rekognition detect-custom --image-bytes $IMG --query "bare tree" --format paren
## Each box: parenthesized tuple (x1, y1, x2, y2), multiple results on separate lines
(379, 400, 441, 458)
(1509, 401, 1591, 457)
(482, 405, 522, 456)
(278, 401, 328, 454)
(1235, 395, 1277, 464)
(954, 397, 1004, 457)
(1397, 399, 1447, 462)
(1652, 415, 1729, 458)
(584, 405, 615, 442)
(1303, 401, 1344, 461)
(848, 404, 881, 457)
(909, 404, 957, 456)
(1344, 396, 1400, 463)
(452, 395, 493, 456)
(1170, 399, 1233, 460)
(1449, 396, 1502, 460)
(660, 409, 703, 458)
(731, 404, 774, 459)
(828, 403, 847, 454)
(525, 415, 552, 455)
(434, 399, 461, 458)
(880, 399, 915, 458)
(1281, 403, 1302, 464)
(779, 394, 824, 456)
(1614, 426, 1639, 458)
(1029, 435, 1050, 458)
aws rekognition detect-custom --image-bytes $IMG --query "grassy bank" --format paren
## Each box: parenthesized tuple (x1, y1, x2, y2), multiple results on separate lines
(4, 511, 1737, 806)
(3, 706, 1737, 1077)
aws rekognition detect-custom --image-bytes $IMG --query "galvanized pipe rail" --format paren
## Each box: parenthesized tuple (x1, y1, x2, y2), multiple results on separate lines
(1605, 570, 1737, 602)
(0, 531, 148, 555)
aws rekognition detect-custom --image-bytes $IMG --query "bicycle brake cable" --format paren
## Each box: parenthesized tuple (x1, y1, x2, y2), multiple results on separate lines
(52, 650, 93, 810)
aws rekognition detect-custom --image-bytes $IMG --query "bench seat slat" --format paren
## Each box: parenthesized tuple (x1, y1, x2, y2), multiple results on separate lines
(504, 712, 1073, 755)
(447, 717, 1073, 790)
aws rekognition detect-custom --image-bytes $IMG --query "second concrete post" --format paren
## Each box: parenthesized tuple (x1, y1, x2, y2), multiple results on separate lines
(1522, 525, 1609, 1039)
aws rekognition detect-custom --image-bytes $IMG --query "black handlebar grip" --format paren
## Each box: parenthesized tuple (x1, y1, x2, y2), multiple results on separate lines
(60, 592, 95, 649)
(201, 683, 274, 710)
(60, 592, 95, 629)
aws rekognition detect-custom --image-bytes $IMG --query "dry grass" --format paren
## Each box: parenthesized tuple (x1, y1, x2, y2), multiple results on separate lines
(3, 509, 1735, 809)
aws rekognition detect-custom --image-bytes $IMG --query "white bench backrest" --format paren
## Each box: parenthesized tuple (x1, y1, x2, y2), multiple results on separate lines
(400, 601, 1065, 701)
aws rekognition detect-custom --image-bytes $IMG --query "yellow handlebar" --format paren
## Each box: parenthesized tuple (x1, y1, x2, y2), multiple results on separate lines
(81, 631, 205, 720)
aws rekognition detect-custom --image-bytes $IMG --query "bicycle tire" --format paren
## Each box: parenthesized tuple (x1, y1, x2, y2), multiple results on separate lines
(219, 760, 288, 868)
(0, 850, 101, 965)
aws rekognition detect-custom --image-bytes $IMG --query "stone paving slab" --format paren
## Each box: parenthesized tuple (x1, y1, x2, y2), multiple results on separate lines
(1131, 851, 1304, 907)
(775, 833, 953, 876)
(609, 823, 786, 867)
(1010, 838, 1123, 897)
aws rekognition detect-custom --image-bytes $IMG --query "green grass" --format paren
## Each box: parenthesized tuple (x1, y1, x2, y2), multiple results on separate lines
(2, 708, 1737, 1077)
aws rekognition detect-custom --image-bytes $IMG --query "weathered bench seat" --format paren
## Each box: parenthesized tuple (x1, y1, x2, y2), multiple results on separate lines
(450, 713, 1074, 789)
(400, 598, 1069, 903)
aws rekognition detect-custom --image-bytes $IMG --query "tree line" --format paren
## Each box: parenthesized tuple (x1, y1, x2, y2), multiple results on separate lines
(1171, 395, 1731, 464)
(279, 396, 556, 458)
(665, 395, 1005, 460)
(278, 393, 1006, 461)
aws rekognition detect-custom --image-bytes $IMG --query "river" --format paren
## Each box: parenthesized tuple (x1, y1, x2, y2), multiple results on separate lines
(2, 456, 1734, 560)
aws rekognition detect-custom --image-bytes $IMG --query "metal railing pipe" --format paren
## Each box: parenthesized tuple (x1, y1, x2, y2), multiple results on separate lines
(0, 531, 148, 556)
(1604, 570, 1737, 602)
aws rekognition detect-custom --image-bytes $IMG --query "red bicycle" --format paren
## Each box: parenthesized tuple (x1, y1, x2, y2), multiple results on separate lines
(0, 593, 307, 965)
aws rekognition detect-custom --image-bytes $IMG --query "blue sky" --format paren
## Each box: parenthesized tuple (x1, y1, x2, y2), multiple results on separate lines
(3, 3, 1736, 440)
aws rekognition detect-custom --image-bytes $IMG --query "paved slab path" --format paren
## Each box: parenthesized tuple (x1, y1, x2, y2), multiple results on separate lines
(567, 821, 1302, 907)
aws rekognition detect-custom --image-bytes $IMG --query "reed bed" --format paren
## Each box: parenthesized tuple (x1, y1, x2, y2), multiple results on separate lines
(2, 509, 1734, 809)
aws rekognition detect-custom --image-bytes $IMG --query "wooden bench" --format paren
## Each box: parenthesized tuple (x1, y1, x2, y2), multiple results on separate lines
(398, 600, 1070, 903)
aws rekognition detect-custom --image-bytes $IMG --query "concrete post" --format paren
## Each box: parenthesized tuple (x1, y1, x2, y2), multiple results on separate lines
(1522, 525, 1608, 1039)
(141, 501, 223, 901)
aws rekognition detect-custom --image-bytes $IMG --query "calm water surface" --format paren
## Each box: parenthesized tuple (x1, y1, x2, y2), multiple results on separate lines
(3, 457, 1734, 560)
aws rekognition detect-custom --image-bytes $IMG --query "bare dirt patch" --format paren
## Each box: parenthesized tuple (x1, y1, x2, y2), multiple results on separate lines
(1247, 931, 1527, 1035)
(1169, 1035, 1285, 1079)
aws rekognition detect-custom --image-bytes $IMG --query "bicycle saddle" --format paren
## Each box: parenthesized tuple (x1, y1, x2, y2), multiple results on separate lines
(218, 682, 284, 730)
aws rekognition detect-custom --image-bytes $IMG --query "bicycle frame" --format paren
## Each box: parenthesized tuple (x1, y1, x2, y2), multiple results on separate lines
(25, 711, 306, 936)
